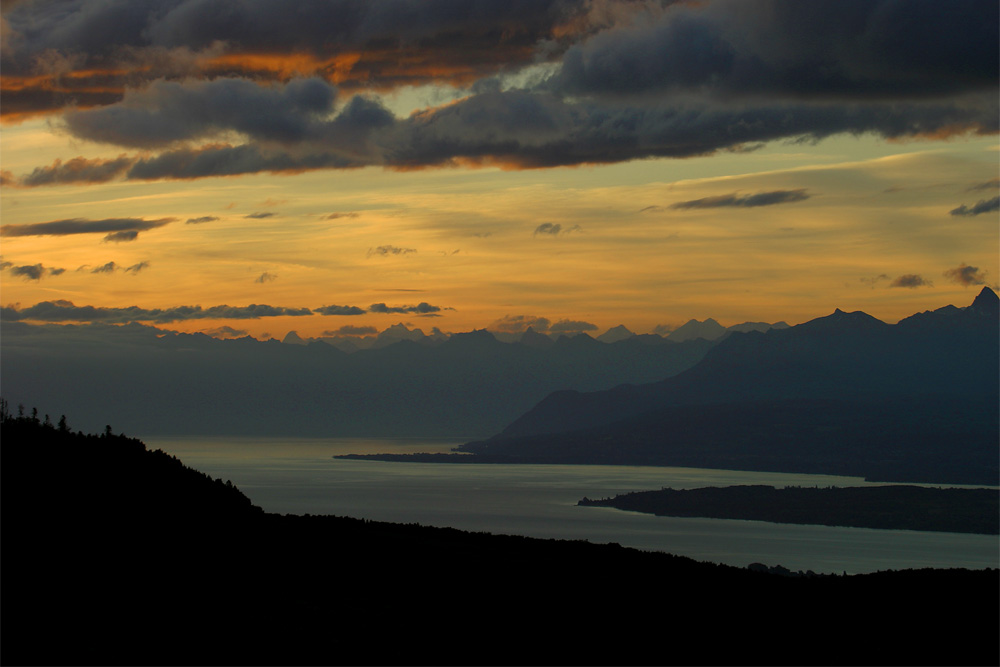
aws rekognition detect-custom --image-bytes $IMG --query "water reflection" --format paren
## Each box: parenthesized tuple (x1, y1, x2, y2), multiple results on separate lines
(145, 436, 1000, 575)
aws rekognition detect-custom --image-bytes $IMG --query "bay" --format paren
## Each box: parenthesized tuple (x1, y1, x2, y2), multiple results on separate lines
(145, 435, 1000, 575)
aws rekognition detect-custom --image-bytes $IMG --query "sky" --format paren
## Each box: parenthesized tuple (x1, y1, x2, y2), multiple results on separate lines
(1, 0, 997, 341)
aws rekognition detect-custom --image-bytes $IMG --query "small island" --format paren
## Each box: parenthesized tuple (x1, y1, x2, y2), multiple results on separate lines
(578, 484, 999, 535)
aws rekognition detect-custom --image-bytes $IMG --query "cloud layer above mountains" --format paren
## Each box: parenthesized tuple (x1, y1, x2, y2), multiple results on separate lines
(3, 0, 996, 183)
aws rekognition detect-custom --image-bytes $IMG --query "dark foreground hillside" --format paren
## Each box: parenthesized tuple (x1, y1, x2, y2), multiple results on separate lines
(2, 407, 997, 666)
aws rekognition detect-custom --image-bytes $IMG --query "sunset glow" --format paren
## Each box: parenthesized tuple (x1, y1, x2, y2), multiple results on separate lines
(2, 0, 997, 341)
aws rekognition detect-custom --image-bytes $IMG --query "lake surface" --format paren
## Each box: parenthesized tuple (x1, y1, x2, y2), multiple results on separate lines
(145, 435, 1000, 575)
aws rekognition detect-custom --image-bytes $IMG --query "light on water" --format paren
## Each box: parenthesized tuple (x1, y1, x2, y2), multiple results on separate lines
(145, 436, 1000, 575)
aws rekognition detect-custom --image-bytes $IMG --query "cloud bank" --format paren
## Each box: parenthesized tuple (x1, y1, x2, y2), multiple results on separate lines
(2, 1, 994, 183)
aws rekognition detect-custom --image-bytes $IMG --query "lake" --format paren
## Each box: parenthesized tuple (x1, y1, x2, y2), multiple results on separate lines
(144, 435, 1000, 575)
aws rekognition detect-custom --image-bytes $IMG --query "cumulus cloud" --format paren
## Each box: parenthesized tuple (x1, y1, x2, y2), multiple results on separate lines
(949, 196, 1000, 217)
(889, 274, 931, 288)
(670, 189, 811, 210)
(124, 261, 150, 274)
(1, 217, 174, 238)
(367, 245, 416, 257)
(2, 0, 996, 182)
(549, 319, 598, 334)
(91, 262, 119, 274)
(487, 314, 551, 333)
(316, 304, 366, 316)
(1, 300, 313, 323)
(255, 272, 277, 283)
(943, 263, 989, 287)
(652, 323, 677, 336)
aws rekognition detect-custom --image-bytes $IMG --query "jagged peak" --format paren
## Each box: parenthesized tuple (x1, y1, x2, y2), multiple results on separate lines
(970, 286, 999, 315)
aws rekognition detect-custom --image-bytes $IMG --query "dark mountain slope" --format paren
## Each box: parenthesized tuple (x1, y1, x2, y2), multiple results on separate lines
(2, 407, 997, 666)
(467, 289, 999, 483)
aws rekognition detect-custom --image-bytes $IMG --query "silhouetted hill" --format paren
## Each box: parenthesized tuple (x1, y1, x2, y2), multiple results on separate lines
(2, 407, 997, 666)
(468, 289, 999, 484)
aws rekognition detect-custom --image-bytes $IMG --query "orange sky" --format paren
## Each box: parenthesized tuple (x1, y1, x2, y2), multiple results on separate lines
(1, 0, 997, 340)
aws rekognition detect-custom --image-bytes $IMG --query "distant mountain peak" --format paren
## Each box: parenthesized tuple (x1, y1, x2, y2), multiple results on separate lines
(970, 286, 999, 316)
(667, 318, 728, 342)
(282, 331, 308, 345)
(797, 308, 887, 333)
(597, 325, 635, 343)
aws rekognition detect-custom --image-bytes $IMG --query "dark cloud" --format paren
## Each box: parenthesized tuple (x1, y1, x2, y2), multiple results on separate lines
(9, 264, 46, 281)
(890, 274, 931, 289)
(124, 261, 150, 274)
(368, 302, 444, 315)
(1, 217, 175, 238)
(533, 222, 580, 236)
(186, 216, 219, 224)
(367, 245, 416, 257)
(325, 325, 377, 336)
(949, 196, 1000, 217)
(551, 0, 998, 100)
(966, 178, 1000, 192)
(245, 212, 276, 219)
(487, 314, 551, 333)
(1, 300, 313, 323)
(1, 0, 583, 117)
(255, 272, 277, 283)
(670, 189, 810, 210)
(17, 155, 137, 187)
(316, 304, 366, 316)
(943, 264, 988, 287)
(103, 230, 139, 243)
(324, 212, 359, 220)
(3, 1, 996, 181)
(91, 262, 119, 274)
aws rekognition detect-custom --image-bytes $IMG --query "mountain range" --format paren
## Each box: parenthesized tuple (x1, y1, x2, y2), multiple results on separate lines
(460, 287, 999, 484)
(0, 317, 725, 437)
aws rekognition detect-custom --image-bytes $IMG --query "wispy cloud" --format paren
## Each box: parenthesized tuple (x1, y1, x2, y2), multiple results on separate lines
(1, 217, 175, 238)
(670, 189, 810, 210)
(316, 304, 366, 316)
(186, 216, 219, 224)
(943, 263, 989, 286)
(1, 300, 313, 323)
(533, 223, 580, 236)
(367, 245, 416, 257)
(889, 274, 931, 288)
(949, 196, 1000, 217)
(368, 302, 447, 316)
